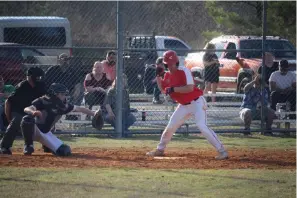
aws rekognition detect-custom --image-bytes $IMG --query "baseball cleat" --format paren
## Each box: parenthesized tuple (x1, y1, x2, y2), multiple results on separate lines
(146, 149, 164, 157)
(0, 147, 12, 155)
(23, 145, 34, 156)
(215, 150, 228, 160)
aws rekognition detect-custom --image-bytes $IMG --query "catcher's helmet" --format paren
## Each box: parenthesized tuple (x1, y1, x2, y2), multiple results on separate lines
(48, 83, 69, 96)
(163, 50, 179, 65)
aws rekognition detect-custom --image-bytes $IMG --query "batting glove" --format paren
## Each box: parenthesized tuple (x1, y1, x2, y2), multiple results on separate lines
(165, 87, 175, 95)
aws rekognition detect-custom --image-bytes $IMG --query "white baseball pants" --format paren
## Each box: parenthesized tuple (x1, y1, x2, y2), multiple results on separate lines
(157, 97, 225, 152)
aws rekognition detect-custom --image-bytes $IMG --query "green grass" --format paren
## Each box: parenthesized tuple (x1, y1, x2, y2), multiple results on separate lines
(2, 134, 296, 198)
(12, 133, 296, 150)
(0, 168, 295, 198)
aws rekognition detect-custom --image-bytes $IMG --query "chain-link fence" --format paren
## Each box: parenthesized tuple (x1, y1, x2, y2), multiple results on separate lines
(0, 1, 295, 137)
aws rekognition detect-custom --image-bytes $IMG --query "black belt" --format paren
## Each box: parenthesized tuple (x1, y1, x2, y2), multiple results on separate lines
(183, 97, 199, 105)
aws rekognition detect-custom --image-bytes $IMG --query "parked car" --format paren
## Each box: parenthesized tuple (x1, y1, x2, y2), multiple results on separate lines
(0, 42, 57, 85)
(185, 35, 296, 93)
(0, 16, 72, 56)
(124, 34, 191, 93)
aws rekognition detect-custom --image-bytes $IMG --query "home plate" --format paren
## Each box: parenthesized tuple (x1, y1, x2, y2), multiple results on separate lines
(153, 156, 186, 160)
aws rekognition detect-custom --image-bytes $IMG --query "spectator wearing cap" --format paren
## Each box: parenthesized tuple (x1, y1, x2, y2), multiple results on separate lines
(0, 76, 15, 132)
(143, 57, 165, 104)
(0, 67, 46, 155)
(269, 60, 296, 116)
(101, 51, 116, 81)
(44, 53, 84, 107)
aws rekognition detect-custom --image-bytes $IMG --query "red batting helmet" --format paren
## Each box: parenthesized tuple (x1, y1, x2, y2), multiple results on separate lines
(163, 50, 179, 65)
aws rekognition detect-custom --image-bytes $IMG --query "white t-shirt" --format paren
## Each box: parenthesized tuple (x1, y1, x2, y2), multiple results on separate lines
(269, 71, 296, 89)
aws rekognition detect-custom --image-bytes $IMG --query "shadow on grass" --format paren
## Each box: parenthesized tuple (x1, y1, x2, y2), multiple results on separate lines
(0, 177, 191, 197)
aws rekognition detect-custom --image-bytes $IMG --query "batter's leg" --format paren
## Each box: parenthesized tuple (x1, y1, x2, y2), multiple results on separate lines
(147, 105, 190, 157)
(193, 97, 228, 159)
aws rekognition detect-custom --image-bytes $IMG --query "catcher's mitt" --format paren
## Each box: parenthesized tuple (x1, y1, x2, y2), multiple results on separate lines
(156, 66, 165, 77)
(92, 110, 104, 130)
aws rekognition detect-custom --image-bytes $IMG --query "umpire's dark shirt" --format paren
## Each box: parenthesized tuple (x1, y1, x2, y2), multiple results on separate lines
(7, 80, 47, 114)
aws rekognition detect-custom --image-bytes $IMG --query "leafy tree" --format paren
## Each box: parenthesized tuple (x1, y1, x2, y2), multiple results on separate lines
(203, 1, 296, 45)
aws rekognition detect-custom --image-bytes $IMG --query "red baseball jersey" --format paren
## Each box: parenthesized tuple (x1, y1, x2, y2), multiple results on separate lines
(161, 66, 203, 105)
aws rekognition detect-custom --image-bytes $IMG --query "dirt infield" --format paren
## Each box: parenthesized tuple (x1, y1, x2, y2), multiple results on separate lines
(0, 148, 295, 169)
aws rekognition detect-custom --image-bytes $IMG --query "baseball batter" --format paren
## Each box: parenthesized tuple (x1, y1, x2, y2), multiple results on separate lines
(21, 83, 103, 156)
(146, 50, 228, 160)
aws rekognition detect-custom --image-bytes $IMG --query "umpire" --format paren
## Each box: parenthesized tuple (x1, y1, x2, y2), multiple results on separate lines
(0, 67, 46, 155)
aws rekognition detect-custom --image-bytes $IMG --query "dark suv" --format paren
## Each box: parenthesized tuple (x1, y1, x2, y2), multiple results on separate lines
(0, 42, 46, 85)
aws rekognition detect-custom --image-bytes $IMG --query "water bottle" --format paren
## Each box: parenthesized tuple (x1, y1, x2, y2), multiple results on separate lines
(285, 101, 291, 129)
(142, 109, 146, 121)
(276, 103, 283, 120)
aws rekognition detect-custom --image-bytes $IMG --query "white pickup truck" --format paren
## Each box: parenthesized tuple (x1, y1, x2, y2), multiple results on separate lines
(124, 35, 191, 93)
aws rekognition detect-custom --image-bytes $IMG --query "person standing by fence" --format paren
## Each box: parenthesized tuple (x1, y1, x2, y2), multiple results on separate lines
(203, 43, 220, 103)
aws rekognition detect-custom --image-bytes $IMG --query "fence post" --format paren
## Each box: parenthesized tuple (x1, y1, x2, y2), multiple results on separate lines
(116, 1, 124, 138)
(261, 1, 267, 135)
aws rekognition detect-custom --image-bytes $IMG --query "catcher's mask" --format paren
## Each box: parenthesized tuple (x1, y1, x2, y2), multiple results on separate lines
(47, 83, 70, 109)
(27, 66, 44, 84)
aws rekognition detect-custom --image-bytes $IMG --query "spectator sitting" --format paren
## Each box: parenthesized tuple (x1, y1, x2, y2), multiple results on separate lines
(44, 53, 84, 106)
(269, 60, 296, 118)
(103, 74, 136, 135)
(143, 57, 165, 104)
(0, 76, 15, 131)
(84, 61, 113, 110)
(239, 75, 276, 136)
(203, 43, 220, 102)
(101, 51, 116, 81)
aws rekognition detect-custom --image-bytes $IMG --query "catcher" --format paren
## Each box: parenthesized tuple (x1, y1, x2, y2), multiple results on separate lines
(21, 83, 103, 156)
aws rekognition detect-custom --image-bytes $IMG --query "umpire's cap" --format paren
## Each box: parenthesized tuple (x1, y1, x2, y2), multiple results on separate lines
(279, 60, 289, 68)
(26, 66, 44, 77)
(48, 83, 69, 96)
